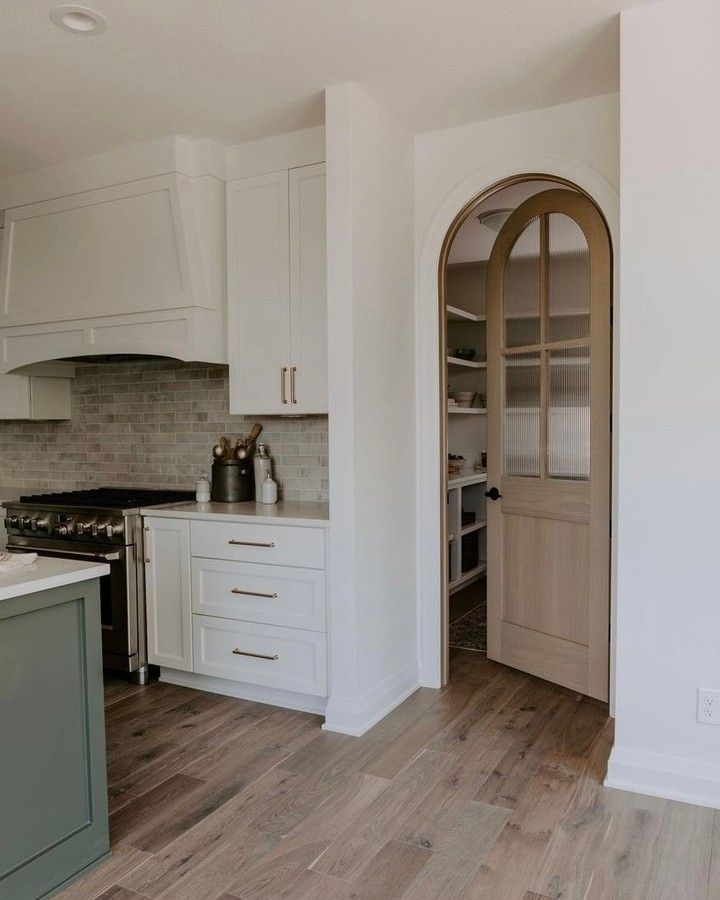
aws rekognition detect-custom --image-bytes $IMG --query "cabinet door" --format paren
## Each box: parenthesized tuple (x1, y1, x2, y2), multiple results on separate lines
(289, 164, 328, 413)
(0, 374, 31, 418)
(0, 374, 71, 421)
(0, 581, 109, 900)
(227, 171, 291, 414)
(144, 517, 192, 671)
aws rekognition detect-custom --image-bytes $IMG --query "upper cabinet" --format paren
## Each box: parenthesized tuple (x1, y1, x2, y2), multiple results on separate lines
(0, 374, 71, 421)
(0, 137, 227, 372)
(0, 362, 74, 420)
(227, 163, 327, 415)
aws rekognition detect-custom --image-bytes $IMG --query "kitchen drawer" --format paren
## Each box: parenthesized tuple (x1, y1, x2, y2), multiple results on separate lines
(190, 520, 325, 569)
(191, 558, 326, 632)
(192, 615, 327, 696)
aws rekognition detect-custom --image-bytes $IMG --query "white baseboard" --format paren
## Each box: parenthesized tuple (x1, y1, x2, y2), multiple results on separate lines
(159, 668, 328, 716)
(606, 745, 720, 810)
(322, 661, 420, 736)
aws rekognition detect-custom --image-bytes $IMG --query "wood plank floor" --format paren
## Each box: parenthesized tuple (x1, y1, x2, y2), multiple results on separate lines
(58, 650, 720, 899)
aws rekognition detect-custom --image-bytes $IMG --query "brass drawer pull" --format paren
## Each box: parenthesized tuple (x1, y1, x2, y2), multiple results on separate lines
(232, 648, 279, 661)
(228, 539, 275, 548)
(231, 588, 278, 599)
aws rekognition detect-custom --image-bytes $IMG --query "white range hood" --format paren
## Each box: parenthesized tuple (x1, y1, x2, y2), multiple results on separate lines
(0, 137, 226, 373)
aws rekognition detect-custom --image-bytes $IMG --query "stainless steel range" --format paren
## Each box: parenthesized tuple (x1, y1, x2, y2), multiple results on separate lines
(4, 488, 194, 682)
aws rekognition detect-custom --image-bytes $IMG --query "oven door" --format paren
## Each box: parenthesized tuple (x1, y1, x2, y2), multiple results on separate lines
(6, 540, 139, 673)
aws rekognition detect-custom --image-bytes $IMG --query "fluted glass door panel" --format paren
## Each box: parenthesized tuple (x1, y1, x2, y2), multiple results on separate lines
(504, 217, 540, 348)
(503, 352, 541, 477)
(548, 347, 590, 480)
(548, 213, 590, 343)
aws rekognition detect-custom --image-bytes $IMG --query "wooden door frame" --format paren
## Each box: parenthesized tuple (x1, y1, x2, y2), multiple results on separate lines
(438, 174, 613, 686)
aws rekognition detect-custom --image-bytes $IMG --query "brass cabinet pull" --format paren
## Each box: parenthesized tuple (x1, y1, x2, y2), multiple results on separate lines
(228, 539, 275, 548)
(281, 366, 288, 404)
(231, 587, 278, 599)
(232, 648, 279, 661)
(290, 366, 298, 404)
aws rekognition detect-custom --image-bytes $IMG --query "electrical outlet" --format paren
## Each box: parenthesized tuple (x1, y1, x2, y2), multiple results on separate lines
(697, 688, 720, 725)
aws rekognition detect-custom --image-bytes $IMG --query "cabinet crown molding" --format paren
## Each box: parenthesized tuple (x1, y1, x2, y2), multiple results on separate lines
(0, 136, 226, 210)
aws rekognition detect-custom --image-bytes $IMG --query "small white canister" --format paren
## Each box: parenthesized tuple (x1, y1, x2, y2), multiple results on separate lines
(253, 446, 272, 502)
(196, 476, 211, 503)
(261, 472, 278, 505)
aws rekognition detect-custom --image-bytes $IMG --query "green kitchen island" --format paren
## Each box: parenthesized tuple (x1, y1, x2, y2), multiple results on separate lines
(0, 557, 111, 900)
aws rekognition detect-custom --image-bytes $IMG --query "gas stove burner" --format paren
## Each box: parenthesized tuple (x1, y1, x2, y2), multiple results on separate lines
(18, 487, 195, 510)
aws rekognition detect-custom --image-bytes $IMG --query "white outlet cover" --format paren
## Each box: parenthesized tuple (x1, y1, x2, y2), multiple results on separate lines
(697, 688, 720, 725)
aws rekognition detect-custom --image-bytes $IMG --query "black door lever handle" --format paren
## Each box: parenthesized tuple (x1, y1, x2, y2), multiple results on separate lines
(484, 487, 502, 500)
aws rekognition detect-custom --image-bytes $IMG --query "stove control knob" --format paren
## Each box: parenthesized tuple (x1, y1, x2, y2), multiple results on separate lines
(21, 517, 33, 530)
(104, 523, 121, 538)
(51, 523, 69, 537)
(76, 522, 89, 536)
(5, 516, 19, 529)
(91, 523, 99, 537)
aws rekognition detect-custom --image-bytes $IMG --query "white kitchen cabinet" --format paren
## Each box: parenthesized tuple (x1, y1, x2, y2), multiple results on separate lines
(0, 362, 74, 420)
(190, 518, 326, 569)
(193, 616, 327, 696)
(0, 375, 71, 420)
(289, 164, 327, 412)
(191, 558, 326, 632)
(141, 506, 329, 714)
(227, 163, 327, 414)
(144, 517, 193, 671)
(227, 171, 290, 414)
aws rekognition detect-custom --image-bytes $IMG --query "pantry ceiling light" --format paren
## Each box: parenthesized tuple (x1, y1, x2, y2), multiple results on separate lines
(476, 208, 513, 233)
(50, 5, 107, 35)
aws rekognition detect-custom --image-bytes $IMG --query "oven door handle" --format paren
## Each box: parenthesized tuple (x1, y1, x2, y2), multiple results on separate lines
(6, 544, 122, 562)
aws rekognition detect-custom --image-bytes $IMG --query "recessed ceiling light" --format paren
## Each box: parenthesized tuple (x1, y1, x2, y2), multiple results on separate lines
(50, 5, 107, 35)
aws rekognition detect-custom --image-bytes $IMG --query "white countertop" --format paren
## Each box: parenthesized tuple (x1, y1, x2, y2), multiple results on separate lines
(140, 500, 330, 528)
(0, 557, 110, 602)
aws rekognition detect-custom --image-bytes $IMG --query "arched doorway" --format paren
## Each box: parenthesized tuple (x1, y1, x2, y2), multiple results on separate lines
(438, 176, 612, 698)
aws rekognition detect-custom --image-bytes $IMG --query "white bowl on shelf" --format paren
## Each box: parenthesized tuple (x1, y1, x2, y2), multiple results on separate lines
(455, 391, 477, 408)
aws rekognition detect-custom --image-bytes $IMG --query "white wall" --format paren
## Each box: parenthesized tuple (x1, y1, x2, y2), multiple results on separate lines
(415, 94, 619, 255)
(414, 94, 620, 686)
(606, 0, 720, 809)
(324, 84, 418, 734)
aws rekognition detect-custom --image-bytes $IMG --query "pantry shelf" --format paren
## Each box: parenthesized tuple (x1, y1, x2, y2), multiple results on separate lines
(461, 520, 487, 536)
(447, 355, 487, 369)
(448, 472, 487, 489)
(448, 405, 486, 415)
(447, 305, 486, 323)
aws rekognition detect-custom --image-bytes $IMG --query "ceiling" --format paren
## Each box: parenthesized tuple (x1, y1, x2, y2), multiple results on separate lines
(0, 0, 645, 178)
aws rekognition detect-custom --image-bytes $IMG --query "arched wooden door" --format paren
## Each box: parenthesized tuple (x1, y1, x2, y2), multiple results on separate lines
(485, 189, 611, 701)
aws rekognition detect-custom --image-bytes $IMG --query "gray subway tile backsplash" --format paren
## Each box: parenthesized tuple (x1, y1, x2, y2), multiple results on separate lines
(0, 360, 328, 503)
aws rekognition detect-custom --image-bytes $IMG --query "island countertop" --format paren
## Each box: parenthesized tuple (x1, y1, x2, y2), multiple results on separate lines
(140, 500, 330, 528)
(0, 556, 110, 602)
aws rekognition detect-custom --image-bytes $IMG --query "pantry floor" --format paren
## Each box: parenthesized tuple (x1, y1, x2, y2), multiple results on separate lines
(449, 577, 487, 652)
(57, 654, 717, 899)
